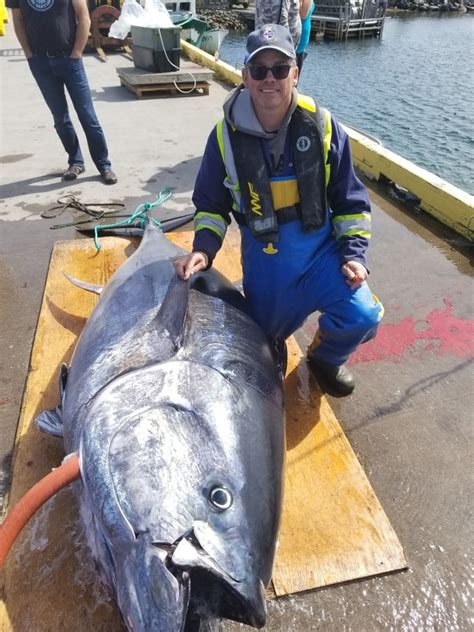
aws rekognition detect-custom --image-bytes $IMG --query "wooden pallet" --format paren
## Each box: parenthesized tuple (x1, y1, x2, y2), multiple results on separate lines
(120, 76, 210, 99)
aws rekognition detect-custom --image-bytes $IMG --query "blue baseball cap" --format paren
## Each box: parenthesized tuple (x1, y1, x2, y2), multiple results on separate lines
(244, 24, 297, 65)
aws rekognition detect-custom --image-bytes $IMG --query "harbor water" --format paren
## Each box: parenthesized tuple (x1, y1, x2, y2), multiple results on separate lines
(219, 14, 474, 194)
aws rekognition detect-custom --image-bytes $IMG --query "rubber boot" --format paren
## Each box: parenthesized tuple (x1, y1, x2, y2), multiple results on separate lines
(307, 355, 355, 397)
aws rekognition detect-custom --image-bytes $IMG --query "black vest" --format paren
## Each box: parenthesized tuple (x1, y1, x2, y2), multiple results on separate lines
(227, 105, 328, 244)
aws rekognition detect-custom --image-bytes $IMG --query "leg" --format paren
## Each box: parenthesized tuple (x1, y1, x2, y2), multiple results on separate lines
(304, 248, 383, 395)
(287, 237, 382, 366)
(54, 58, 112, 173)
(306, 287, 382, 396)
(241, 221, 383, 377)
(308, 284, 383, 367)
(241, 221, 335, 341)
(27, 56, 84, 167)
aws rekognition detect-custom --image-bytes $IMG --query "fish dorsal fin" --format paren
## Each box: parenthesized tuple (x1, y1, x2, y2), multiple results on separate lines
(153, 274, 190, 349)
(63, 272, 103, 295)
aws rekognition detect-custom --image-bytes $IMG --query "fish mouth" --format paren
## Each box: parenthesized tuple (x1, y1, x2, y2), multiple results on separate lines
(117, 529, 267, 630)
(115, 533, 190, 632)
(151, 528, 268, 628)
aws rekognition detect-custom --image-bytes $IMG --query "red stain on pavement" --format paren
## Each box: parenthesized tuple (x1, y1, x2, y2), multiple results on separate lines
(349, 299, 474, 365)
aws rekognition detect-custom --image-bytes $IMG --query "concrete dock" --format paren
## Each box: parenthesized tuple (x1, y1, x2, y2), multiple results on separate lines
(1, 20, 473, 632)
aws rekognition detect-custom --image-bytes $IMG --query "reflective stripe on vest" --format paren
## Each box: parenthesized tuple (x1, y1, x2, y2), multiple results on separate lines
(194, 211, 228, 241)
(297, 94, 331, 185)
(332, 212, 371, 240)
(218, 119, 241, 213)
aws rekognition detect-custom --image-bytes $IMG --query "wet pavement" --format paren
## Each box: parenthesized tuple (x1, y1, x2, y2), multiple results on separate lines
(1, 22, 473, 632)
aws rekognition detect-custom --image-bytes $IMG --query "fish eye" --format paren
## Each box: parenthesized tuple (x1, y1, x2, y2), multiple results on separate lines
(209, 486, 233, 511)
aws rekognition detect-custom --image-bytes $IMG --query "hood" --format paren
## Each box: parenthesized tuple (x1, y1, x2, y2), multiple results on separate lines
(223, 85, 298, 138)
(223, 85, 298, 170)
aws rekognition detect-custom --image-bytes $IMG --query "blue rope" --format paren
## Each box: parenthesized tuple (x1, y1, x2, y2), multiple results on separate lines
(93, 188, 173, 251)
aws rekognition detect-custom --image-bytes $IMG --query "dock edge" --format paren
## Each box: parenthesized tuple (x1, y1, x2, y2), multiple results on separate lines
(181, 40, 474, 241)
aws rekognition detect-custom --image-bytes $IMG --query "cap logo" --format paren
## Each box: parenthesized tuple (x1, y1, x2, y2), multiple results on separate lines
(296, 136, 311, 152)
(262, 27, 275, 41)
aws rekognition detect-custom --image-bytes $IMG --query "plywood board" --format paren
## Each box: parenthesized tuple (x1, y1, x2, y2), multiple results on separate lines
(0, 230, 406, 631)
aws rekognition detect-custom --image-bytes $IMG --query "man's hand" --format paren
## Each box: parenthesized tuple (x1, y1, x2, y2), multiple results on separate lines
(341, 261, 368, 289)
(174, 252, 209, 280)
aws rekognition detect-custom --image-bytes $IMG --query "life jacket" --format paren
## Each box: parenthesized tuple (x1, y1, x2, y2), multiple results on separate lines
(216, 94, 332, 244)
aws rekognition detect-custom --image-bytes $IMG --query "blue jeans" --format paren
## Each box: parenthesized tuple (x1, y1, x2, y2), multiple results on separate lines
(27, 56, 111, 173)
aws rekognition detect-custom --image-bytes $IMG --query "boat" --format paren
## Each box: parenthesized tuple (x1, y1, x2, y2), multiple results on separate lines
(168, 10, 228, 55)
(169, 11, 208, 48)
(199, 27, 229, 56)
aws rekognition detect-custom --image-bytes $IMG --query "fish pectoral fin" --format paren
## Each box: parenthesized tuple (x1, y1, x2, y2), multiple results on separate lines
(63, 272, 103, 295)
(153, 274, 189, 348)
(35, 407, 64, 437)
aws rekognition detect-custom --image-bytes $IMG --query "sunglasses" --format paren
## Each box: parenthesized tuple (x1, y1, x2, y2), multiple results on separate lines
(247, 64, 294, 81)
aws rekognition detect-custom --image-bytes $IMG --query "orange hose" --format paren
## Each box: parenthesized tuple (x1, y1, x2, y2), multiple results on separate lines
(0, 453, 80, 568)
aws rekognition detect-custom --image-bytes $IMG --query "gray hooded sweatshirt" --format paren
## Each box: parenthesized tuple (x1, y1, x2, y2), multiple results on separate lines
(222, 85, 298, 173)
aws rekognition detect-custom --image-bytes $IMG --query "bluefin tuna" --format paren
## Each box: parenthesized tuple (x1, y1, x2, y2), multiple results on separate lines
(36, 222, 285, 630)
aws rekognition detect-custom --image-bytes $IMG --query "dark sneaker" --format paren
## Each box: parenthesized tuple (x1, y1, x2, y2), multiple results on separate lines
(63, 164, 85, 180)
(100, 169, 118, 185)
(307, 355, 355, 397)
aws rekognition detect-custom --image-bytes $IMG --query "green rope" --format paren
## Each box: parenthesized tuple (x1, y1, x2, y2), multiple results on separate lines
(93, 189, 173, 251)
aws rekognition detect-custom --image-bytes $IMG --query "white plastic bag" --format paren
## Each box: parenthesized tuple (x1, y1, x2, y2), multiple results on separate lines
(143, 0, 174, 28)
(109, 0, 146, 40)
(109, 0, 174, 39)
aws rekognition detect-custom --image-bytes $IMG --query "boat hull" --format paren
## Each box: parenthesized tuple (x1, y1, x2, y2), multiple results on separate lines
(199, 28, 229, 55)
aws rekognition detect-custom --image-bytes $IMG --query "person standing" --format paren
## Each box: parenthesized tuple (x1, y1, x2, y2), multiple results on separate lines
(7, 0, 118, 183)
(255, 0, 314, 50)
(174, 24, 383, 397)
(296, 0, 315, 73)
(255, 0, 302, 46)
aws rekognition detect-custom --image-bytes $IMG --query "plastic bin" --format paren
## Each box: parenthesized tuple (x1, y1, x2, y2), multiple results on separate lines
(130, 26, 181, 51)
(132, 45, 181, 73)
